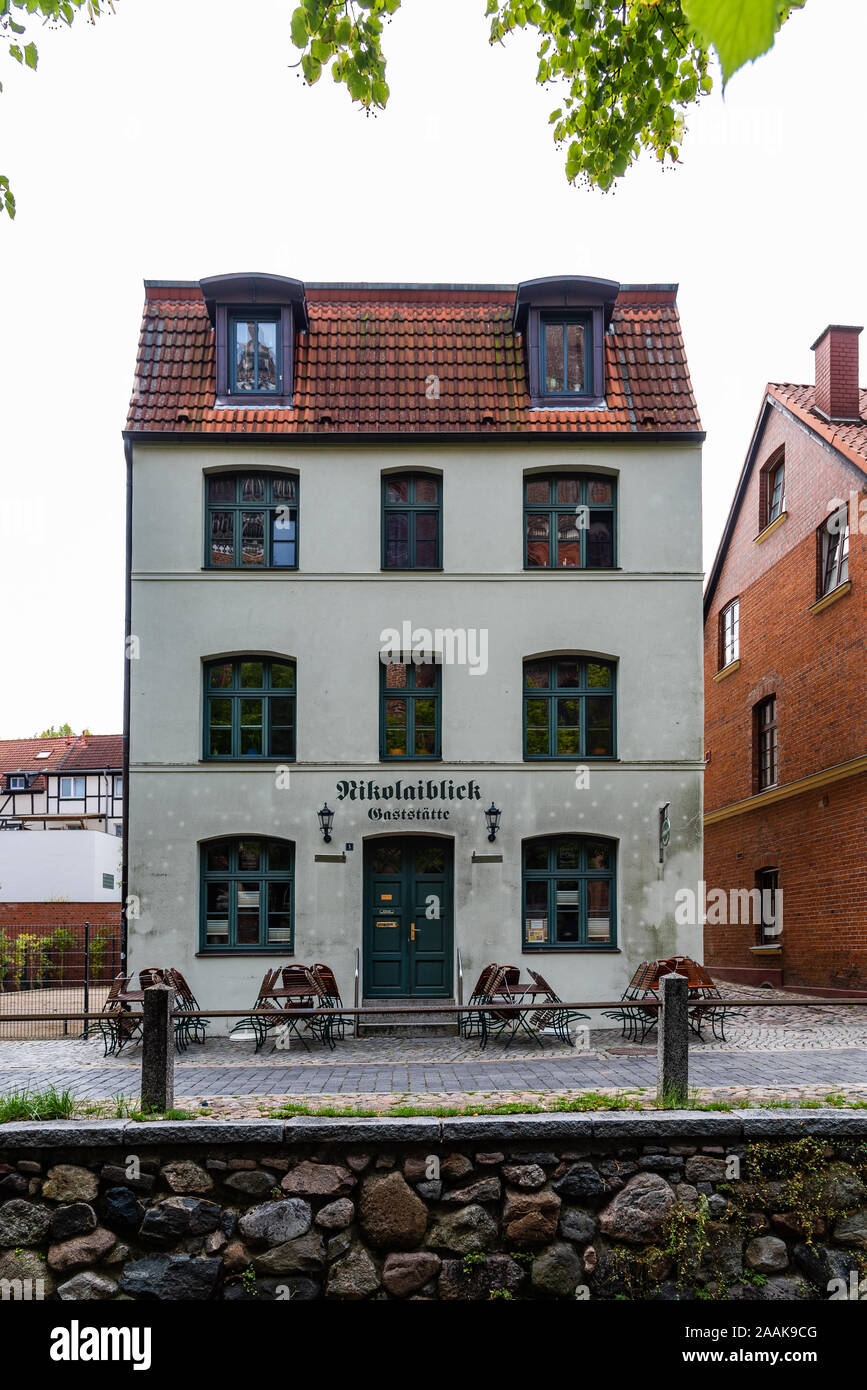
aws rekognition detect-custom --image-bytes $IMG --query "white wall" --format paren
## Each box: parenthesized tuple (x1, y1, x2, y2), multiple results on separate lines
(0, 829, 122, 902)
(128, 437, 704, 1022)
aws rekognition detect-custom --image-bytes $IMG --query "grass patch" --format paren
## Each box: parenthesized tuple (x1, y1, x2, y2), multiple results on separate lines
(266, 1090, 645, 1120)
(0, 1085, 77, 1122)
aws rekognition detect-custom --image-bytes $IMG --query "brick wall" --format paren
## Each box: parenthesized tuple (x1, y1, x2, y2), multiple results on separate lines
(0, 904, 121, 985)
(704, 772, 867, 991)
(704, 398, 867, 990)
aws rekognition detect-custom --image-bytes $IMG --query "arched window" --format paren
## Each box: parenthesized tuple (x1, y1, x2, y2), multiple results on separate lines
(522, 835, 616, 949)
(380, 659, 441, 759)
(524, 475, 615, 569)
(523, 656, 615, 759)
(206, 472, 298, 569)
(382, 473, 442, 569)
(204, 657, 296, 759)
(201, 837, 293, 951)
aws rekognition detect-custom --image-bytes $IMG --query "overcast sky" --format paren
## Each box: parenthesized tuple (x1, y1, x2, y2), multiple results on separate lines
(0, 0, 863, 739)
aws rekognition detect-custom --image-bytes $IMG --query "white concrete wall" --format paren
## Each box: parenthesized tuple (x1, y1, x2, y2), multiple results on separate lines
(128, 439, 704, 1022)
(0, 829, 122, 902)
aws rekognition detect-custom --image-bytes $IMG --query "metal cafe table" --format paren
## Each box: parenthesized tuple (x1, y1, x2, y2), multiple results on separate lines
(603, 957, 731, 1044)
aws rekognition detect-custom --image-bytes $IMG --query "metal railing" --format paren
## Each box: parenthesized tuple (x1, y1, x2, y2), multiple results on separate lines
(0, 922, 122, 1039)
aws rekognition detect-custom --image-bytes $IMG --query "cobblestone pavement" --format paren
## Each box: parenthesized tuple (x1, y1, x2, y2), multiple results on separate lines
(0, 982, 864, 1106)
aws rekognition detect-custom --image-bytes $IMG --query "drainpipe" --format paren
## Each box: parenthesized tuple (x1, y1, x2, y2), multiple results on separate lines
(104, 765, 110, 835)
(121, 436, 133, 977)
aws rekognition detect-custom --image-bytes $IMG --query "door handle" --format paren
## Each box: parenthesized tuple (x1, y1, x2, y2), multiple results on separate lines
(410, 922, 416, 941)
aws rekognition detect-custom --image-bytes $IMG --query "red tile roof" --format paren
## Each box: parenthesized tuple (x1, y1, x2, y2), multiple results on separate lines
(768, 382, 867, 475)
(126, 283, 702, 437)
(0, 734, 123, 778)
(59, 734, 124, 771)
(704, 379, 867, 615)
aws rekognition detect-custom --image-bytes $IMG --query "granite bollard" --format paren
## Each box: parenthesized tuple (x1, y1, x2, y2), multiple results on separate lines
(657, 972, 688, 1107)
(141, 984, 174, 1113)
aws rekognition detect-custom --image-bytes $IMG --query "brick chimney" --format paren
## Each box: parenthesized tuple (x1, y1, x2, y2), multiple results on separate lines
(811, 324, 863, 422)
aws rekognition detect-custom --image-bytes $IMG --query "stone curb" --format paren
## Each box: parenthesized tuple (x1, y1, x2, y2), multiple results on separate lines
(284, 1116, 441, 1143)
(0, 1120, 131, 1148)
(3, 1110, 867, 1150)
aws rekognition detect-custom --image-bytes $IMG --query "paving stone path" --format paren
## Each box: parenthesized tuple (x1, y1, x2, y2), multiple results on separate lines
(0, 982, 864, 1108)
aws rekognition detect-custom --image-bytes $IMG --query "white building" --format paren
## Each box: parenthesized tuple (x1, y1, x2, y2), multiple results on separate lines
(0, 829, 121, 903)
(0, 735, 123, 835)
(124, 273, 704, 1023)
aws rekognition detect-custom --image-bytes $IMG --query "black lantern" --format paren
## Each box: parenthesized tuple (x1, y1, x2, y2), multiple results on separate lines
(484, 802, 501, 843)
(317, 803, 335, 844)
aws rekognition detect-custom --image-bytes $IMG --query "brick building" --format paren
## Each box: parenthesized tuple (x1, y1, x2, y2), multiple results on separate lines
(703, 325, 867, 993)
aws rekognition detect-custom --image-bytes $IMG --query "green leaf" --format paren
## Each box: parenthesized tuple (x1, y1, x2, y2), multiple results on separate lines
(23, 40, 38, 70)
(683, 0, 778, 83)
(372, 76, 389, 105)
(301, 52, 322, 83)
(290, 6, 308, 49)
(9, 43, 23, 64)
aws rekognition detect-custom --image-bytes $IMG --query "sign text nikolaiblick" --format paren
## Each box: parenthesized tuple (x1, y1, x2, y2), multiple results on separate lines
(335, 778, 482, 822)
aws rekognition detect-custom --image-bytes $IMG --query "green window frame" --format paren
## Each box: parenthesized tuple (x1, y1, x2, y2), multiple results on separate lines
(524, 474, 616, 569)
(382, 474, 442, 569)
(380, 660, 441, 760)
(201, 837, 294, 953)
(229, 314, 282, 393)
(204, 657, 296, 760)
(540, 315, 592, 396)
(523, 835, 616, 950)
(206, 472, 298, 569)
(523, 656, 615, 760)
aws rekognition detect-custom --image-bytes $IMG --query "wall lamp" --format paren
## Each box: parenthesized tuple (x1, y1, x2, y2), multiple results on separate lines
(484, 802, 501, 843)
(317, 803, 335, 844)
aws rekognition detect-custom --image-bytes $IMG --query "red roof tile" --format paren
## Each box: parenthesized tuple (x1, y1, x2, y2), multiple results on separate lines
(126, 284, 702, 437)
(768, 382, 867, 475)
(0, 734, 123, 776)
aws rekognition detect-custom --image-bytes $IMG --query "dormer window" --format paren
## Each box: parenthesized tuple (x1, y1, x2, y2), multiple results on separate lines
(514, 275, 619, 410)
(230, 315, 281, 394)
(200, 273, 308, 408)
(9, 775, 26, 790)
(541, 316, 591, 395)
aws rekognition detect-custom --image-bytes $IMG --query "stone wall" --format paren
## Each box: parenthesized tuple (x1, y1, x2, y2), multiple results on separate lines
(1, 1114, 867, 1301)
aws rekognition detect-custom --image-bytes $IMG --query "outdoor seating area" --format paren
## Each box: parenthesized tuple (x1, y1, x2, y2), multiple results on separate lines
(461, 962, 590, 1049)
(93, 958, 732, 1060)
(602, 957, 731, 1044)
(231, 963, 349, 1053)
(97, 966, 208, 1057)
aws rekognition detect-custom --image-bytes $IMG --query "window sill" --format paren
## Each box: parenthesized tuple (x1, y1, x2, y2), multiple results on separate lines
(522, 566, 620, 574)
(749, 943, 782, 955)
(809, 579, 852, 615)
(522, 945, 621, 954)
(215, 395, 294, 409)
(196, 950, 295, 958)
(753, 511, 788, 544)
(528, 396, 607, 412)
(713, 659, 740, 682)
(201, 567, 298, 574)
(199, 758, 296, 765)
(379, 758, 443, 765)
(524, 756, 619, 763)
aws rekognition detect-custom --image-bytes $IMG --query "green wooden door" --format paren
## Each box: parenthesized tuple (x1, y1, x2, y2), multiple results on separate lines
(364, 837, 453, 997)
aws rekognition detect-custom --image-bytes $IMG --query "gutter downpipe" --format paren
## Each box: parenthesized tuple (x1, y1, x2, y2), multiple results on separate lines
(121, 436, 133, 978)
